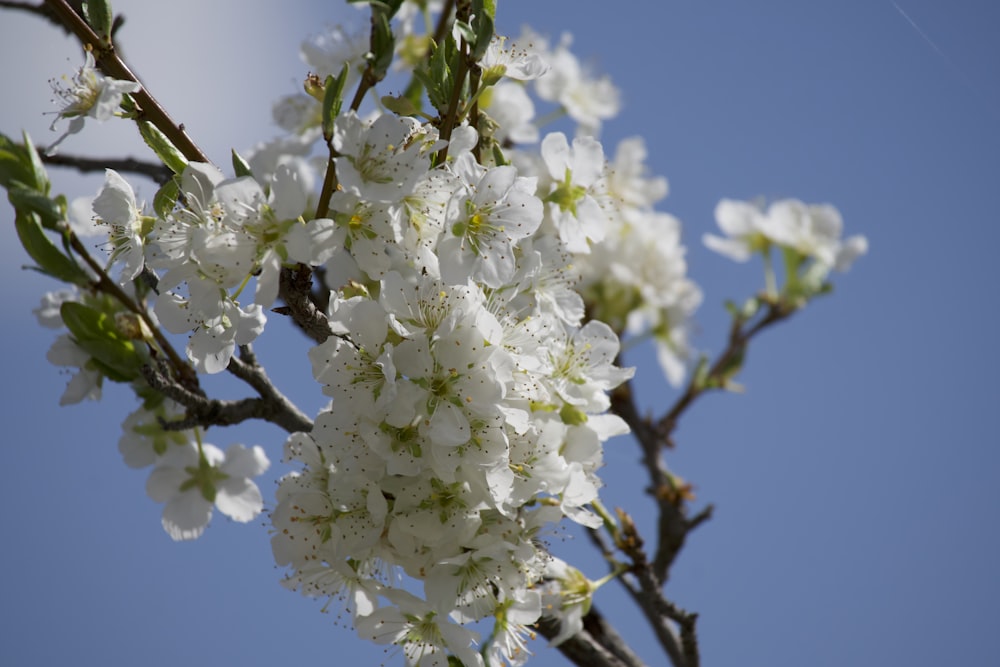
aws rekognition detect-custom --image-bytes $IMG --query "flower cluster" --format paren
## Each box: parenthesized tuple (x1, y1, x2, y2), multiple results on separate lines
(706, 198, 868, 293)
(20, 2, 869, 665)
(268, 110, 634, 665)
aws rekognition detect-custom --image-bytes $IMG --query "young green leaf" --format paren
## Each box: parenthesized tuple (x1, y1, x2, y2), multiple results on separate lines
(138, 121, 188, 174)
(61, 301, 144, 382)
(0, 133, 38, 191)
(231, 149, 253, 178)
(8, 186, 64, 230)
(152, 178, 180, 219)
(14, 212, 88, 285)
(82, 0, 114, 42)
(21, 131, 49, 194)
(322, 65, 350, 140)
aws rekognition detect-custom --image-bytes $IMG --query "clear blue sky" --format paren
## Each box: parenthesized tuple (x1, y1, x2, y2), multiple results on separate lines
(1, 2, 997, 666)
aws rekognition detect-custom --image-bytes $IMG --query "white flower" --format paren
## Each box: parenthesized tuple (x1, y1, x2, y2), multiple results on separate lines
(480, 35, 550, 84)
(533, 36, 620, 133)
(356, 588, 485, 667)
(486, 592, 542, 667)
(548, 320, 633, 413)
(540, 132, 609, 253)
(145, 441, 270, 541)
(92, 169, 148, 285)
(439, 154, 543, 288)
(46, 51, 141, 155)
(538, 558, 594, 646)
(703, 199, 769, 262)
(761, 199, 845, 267)
(485, 82, 538, 145)
(45, 333, 101, 405)
(706, 198, 868, 273)
(118, 403, 188, 469)
(334, 112, 431, 203)
(301, 24, 370, 82)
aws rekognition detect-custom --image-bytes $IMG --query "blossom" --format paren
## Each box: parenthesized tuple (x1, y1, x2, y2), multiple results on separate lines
(703, 199, 769, 262)
(334, 112, 432, 203)
(540, 132, 609, 253)
(706, 198, 868, 273)
(439, 154, 543, 288)
(145, 441, 270, 541)
(91, 169, 149, 285)
(45, 333, 102, 405)
(480, 35, 550, 84)
(355, 589, 485, 667)
(533, 35, 620, 133)
(762, 199, 868, 271)
(484, 82, 539, 145)
(46, 51, 141, 154)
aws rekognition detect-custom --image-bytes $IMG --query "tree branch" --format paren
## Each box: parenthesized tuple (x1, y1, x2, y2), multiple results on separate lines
(611, 381, 705, 583)
(276, 265, 332, 344)
(141, 358, 313, 434)
(536, 607, 644, 667)
(42, 0, 211, 164)
(658, 300, 794, 438)
(226, 345, 313, 432)
(41, 151, 172, 184)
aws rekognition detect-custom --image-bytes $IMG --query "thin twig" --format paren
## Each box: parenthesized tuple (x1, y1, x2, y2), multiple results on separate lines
(142, 360, 313, 434)
(41, 151, 172, 183)
(43, 0, 211, 164)
(657, 301, 793, 438)
(226, 345, 313, 433)
(535, 608, 641, 667)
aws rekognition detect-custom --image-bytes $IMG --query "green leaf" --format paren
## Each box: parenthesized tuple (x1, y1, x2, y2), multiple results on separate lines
(453, 19, 476, 44)
(469, 0, 496, 61)
(8, 186, 63, 230)
(322, 65, 350, 140)
(491, 142, 509, 166)
(0, 132, 38, 191)
(231, 149, 253, 178)
(83, 0, 113, 41)
(369, 10, 396, 81)
(14, 212, 88, 285)
(138, 121, 189, 174)
(21, 131, 49, 194)
(61, 301, 144, 382)
(691, 355, 710, 391)
(381, 94, 419, 117)
(415, 36, 458, 115)
(152, 177, 180, 218)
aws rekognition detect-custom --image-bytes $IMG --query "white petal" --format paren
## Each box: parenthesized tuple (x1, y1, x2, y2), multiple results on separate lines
(162, 492, 212, 541)
(215, 478, 264, 523)
(221, 443, 271, 478)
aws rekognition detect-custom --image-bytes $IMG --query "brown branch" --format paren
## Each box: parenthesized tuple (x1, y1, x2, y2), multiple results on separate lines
(142, 356, 313, 434)
(41, 151, 172, 184)
(535, 606, 644, 667)
(611, 381, 702, 582)
(613, 512, 700, 667)
(657, 300, 794, 438)
(276, 265, 332, 344)
(0, 0, 59, 24)
(226, 345, 313, 433)
(42, 0, 211, 164)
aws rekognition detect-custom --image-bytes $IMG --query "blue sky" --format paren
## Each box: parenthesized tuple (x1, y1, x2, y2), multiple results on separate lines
(1, 2, 998, 666)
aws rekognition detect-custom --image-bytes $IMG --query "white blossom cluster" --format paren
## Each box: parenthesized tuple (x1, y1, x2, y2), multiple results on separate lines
(28, 4, 868, 665)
